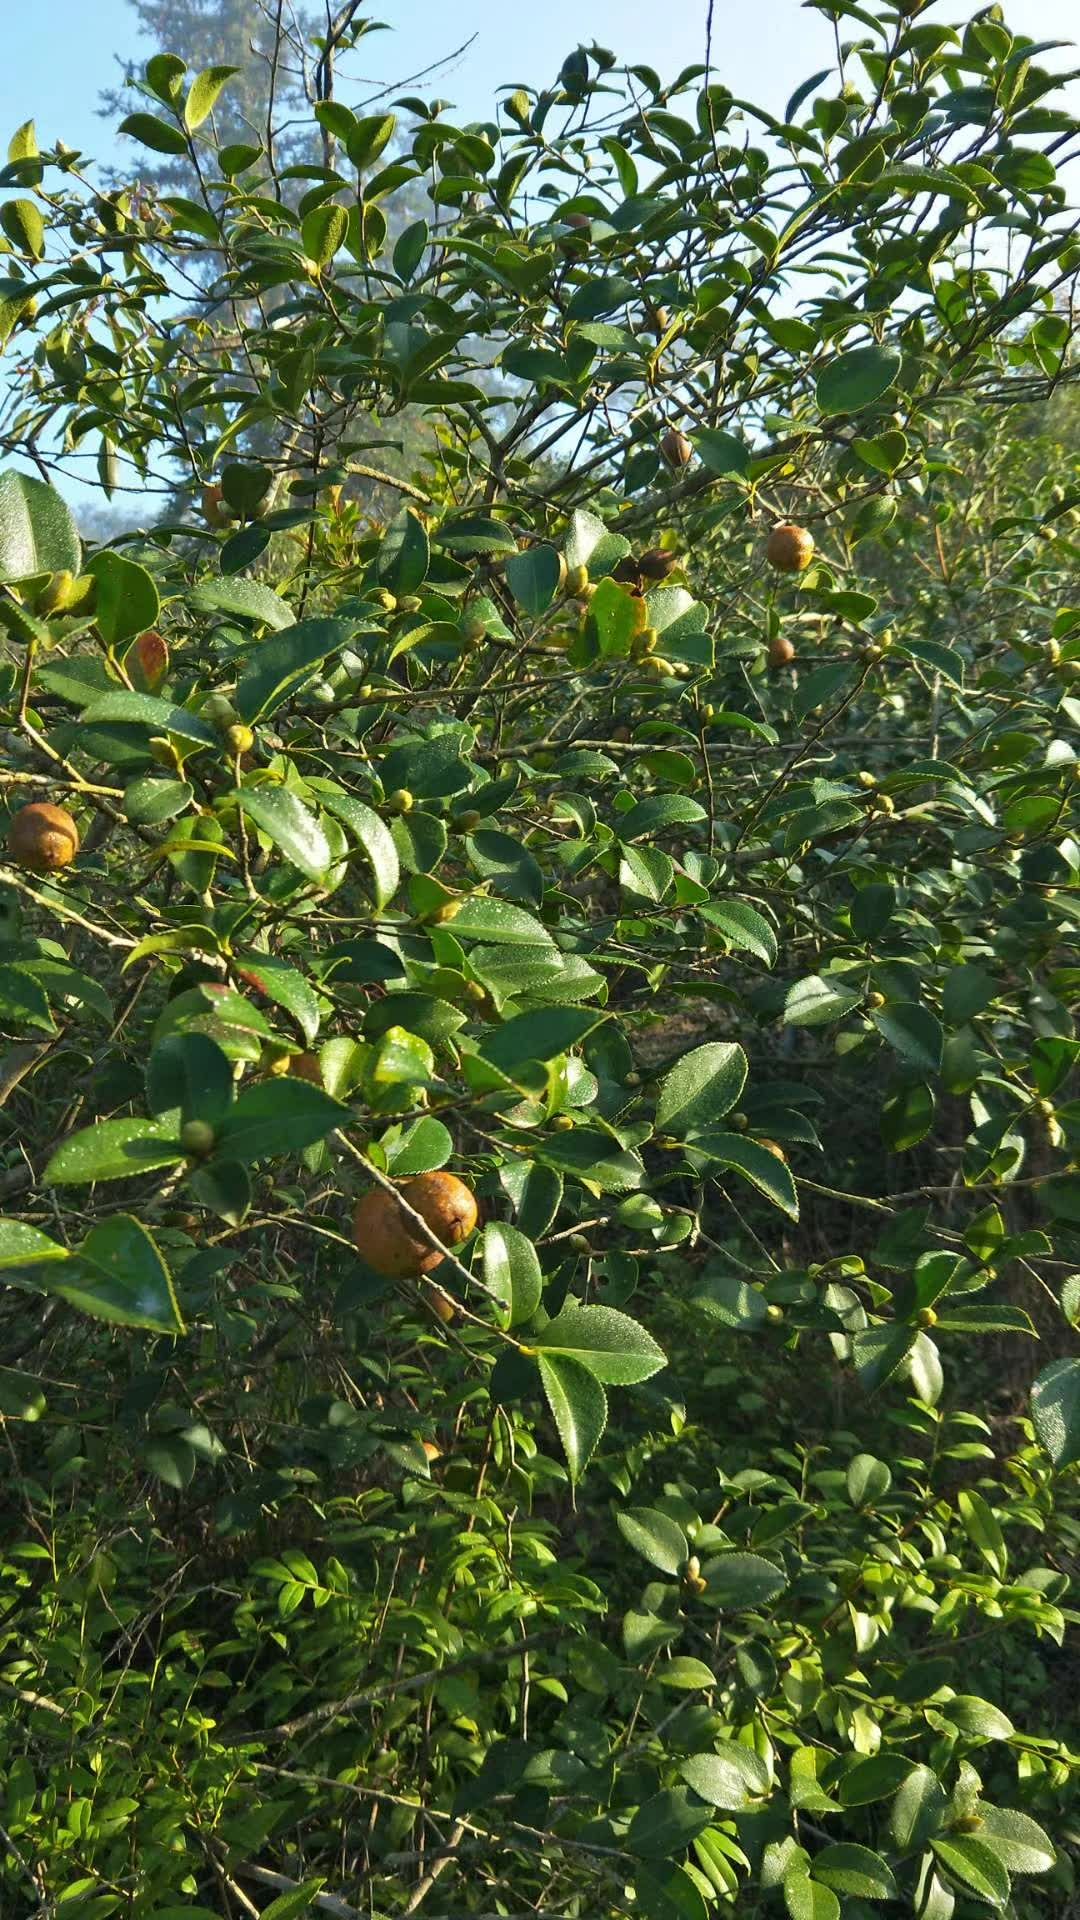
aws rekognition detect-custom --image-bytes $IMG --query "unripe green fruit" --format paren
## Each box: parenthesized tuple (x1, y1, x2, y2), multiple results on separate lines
(729, 1112, 749, 1132)
(454, 809, 483, 832)
(225, 723, 254, 755)
(564, 563, 590, 596)
(569, 1233, 590, 1253)
(386, 789, 414, 814)
(398, 595, 423, 613)
(857, 770, 876, 789)
(865, 991, 886, 1009)
(766, 1303, 785, 1324)
(180, 1119, 216, 1158)
(916, 1306, 938, 1330)
(462, 616, 487, 645)
(551, 1113, 575, 1130)
(371, 588, 397, 612)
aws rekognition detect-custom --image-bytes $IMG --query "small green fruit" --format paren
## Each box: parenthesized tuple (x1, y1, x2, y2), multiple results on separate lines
(180, 1119, 216, 1158)
(386, 789, 414, 814)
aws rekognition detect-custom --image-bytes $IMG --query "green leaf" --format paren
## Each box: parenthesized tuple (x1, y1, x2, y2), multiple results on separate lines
(784, 975, 862, 1027)
(616, 1506, 688, 1575)
(79, 692, 217, 748)
(233, 788, 332, 882)
(537, 1353, 606, 1481)
(699, 1552, 786, 1607)
(700, 900, 777, 966)
(974, 1806, 1055, 1875)
(346, 113, 397, 172)
(319, 793, 399, 908)
(692, 1271, 769, 1330)
(443, 898, 553, 946)
(147, 1032, 234, 1127)
(836, 1754, 914, 1805)
(124, 777, 193, 826)
(381, 1116, 452, 1177)
(505, 544, 562, 615)
(483, 1222, 543, 1329)
(811, 1845, 896, 1900)
(690, 1132, 799, 1219)
(871, 1003, 943, 1073)
(260, 1882, 327, 1920)
(531, 1304, 665, 1384)
(0, 472, 80, 583)
(957, 1488, 1007, 1579)
(627, 1788, 712, 1859)
(119, 112, 189, 156)
(234, 954, 321, 1045)
(0, 964, 54, 1033)
(379, 510, 430, 595)
(680, 1746, 770, 1810)
(881, 1081, 935, 1150)
(214, 1080, 349, 1164)
(888, 1766, 947, 1852)
(1, 198, 45, 258)
(942, 964, 999, 1025)
(816, 344, 901, 415)
(692, 428, 751, 477)
(852, 1323, 917, 1392)
(784, 1872, 839, 1920)
(184, 64, 240, 131)
(0, 1219, 70, 1271)
(480, 1007, 600, 1075)
(235, 618, 355, 722)
(55, 1216, 185, 1334)
(44, 1119, 185, 1187)
(931, 1836, 1010, 1907)
(660, 1658, 719, 1690)
(846, 1453, 891, 1507)
(655, 1041, 747, 1135)
(189, 579, 294, 630)
(86, 551, 160, 647)
(1031, 1358, 1080, 1468)
(0, 1366, 46, 1420)
(301, 203, 349, 268)
(619, 795, 706, 841)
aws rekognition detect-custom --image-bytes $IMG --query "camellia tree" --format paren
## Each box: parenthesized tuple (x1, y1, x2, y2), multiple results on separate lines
(0, 5, 1079, 1917)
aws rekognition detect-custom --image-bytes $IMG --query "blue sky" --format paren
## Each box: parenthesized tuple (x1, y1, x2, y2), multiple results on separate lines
(2, 0, 1076, 169)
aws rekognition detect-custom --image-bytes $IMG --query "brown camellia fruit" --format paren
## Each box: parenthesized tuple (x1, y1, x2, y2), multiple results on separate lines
(638, 547, 678, 581)
(352, 1171, 479, 1280)
(660, 428, 693, 470)
(757, 1138, 788, 1163)
(768, 634, 796, 670)
(7, 801, 80, 873)
(130, 628, 169, 691)
(765, 521, 815, 573)
(200, 481, 230, 528)
(287, 1052, 323, 1087)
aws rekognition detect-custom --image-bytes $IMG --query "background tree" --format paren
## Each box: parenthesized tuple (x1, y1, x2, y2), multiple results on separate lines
(0, 7, 1078, 1919)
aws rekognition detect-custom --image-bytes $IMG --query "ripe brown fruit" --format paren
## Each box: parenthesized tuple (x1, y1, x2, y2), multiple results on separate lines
(130, 628, 169, 692)
(427, 1285, 457, 1325)
(757, 1138, 788, 1163)
(7, 802, 80, 874)
(768, 635, 796, 669)
(287, 1052, 323, 1087)
(638, 547, 678, 581)
(660, 428, 693, 471)
(200, 481, 230, 528)
(765, 522, 815, 573)
(352, 1171, 479, 1280)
